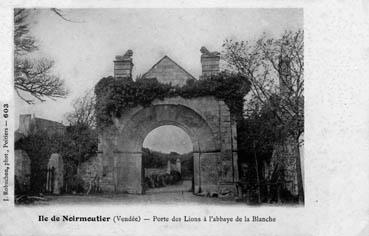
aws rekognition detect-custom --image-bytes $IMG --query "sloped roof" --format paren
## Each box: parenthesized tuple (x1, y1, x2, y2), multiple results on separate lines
(142, 55, 195, 86)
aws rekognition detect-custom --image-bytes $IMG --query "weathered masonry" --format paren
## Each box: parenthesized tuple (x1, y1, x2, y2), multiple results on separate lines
(97, 48, 239, 195)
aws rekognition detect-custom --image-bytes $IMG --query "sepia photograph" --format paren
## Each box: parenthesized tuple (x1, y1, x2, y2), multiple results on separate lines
(2, 1, 369, 235)
(13, 8, 304, 206)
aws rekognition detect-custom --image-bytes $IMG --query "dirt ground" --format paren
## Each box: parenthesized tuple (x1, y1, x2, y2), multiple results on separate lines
(26, 181, 242, 206)
(33, 192, 240, 206)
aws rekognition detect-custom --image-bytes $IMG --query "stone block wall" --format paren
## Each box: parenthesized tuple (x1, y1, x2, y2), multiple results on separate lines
(18, 114, 65, 136)
(78, 155, 103, 192)
(115, 152, 143, 194)
(200, 55, 220, 78)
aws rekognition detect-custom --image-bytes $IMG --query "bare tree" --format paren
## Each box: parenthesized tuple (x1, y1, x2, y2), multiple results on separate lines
(14, 9, 68, 104)
(65, 90, 96, 128)
(223, 30, 304, 203)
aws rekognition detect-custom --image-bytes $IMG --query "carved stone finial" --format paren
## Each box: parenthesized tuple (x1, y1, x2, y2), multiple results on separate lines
(200, 46, 210, 55)
(123, 49, 133, 59)
(200, 46, 220, 57)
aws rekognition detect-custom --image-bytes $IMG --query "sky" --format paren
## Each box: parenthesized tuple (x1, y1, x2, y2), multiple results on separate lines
(143, 125, 193, 154)
(16, 8, 302, 152)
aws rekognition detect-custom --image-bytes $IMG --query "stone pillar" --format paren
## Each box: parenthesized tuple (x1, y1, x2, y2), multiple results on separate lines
(114, 49, 134, 79)
(193, 152, 201, 193)
(166, 160, 171, 174)
(115, 152, 143, 194)
(200, 46, 220, 78)
(176, 158, 181, 174)
(47, 153, 64, 194)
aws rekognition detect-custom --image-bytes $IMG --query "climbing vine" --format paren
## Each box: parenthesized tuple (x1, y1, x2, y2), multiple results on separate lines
(15, 125, 97, 193)
(94, 71, 251, 128)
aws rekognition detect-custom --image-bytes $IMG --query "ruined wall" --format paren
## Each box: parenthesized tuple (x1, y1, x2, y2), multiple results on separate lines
(34, 118, 65, 136)
(15, 115, 66, 193)
(14, 150, 31, 193)
(18, 114, 65, 136)
(78, 155, 103, 192)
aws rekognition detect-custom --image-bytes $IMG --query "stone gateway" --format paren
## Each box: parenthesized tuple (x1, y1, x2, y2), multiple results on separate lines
(97, 48, 239, 195)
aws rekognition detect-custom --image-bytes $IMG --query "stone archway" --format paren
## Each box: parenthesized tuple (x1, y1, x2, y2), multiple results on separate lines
(98, 96, 238, 195)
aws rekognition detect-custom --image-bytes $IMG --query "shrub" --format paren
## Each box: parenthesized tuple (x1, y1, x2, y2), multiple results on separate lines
(95, 72, 251, 128)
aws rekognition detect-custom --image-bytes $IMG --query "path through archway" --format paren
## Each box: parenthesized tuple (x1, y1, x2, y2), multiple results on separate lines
(142, 125, 193, 193)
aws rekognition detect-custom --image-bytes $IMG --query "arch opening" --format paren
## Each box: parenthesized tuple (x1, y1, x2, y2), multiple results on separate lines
(142, 125, 194, 193)
(143, 125, 193, 154)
